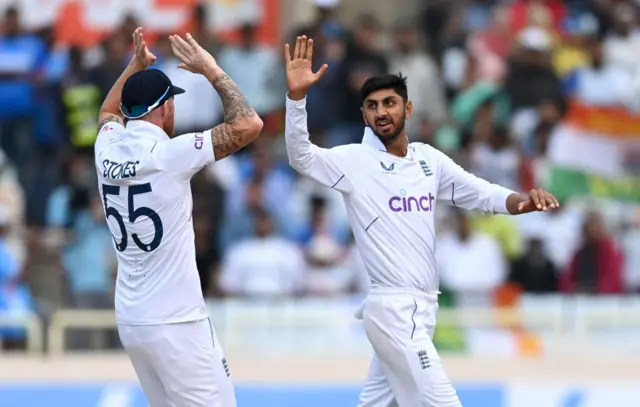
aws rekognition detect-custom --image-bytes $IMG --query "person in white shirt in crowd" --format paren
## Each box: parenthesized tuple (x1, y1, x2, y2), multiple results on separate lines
(603, 3, 640, 76)
(219, 207, 306, 297)
(469, 125, 521, 192)
(436, 209, 506, 300)
(515, 202, 583, 271)
(93, 28, 262, 407)
(154, 36, 222, 135)
(283, 35, 559, 407)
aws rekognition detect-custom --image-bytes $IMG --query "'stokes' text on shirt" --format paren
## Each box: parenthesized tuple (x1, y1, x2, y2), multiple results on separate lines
(102, 159, 141, 180)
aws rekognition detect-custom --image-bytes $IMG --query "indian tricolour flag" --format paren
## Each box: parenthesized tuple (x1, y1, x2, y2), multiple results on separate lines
(546, 100, 640, 203)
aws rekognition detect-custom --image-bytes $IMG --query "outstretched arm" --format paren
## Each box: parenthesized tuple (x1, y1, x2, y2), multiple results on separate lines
(208, 71, 262, 160)
(169, 33, 263, 160)
(436, 148, 559, 215)
(97, 27, 157, 131)
(285, 95, 353, 193)
(283, 36, 353, 192)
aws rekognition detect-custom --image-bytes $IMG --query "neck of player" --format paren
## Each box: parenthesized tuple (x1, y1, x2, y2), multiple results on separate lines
(382, 133, 408, 158)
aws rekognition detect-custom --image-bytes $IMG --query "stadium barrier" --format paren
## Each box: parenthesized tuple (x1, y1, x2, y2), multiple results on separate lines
(44, 297, 640, 355)
(4, 296, 640, 356)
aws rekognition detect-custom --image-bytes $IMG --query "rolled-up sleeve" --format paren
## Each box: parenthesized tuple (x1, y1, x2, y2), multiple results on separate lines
(285, 96, 353, 194)
(436, 149, 515, 214)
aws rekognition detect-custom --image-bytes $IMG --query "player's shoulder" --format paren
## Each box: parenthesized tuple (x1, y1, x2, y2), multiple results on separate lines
(95, 117, 126, 152)
(332, 142, 378, 157)
(409, 142, 449, 162)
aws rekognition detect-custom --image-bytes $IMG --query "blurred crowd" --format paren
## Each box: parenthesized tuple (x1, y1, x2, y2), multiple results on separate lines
(0, 0, 639, 350)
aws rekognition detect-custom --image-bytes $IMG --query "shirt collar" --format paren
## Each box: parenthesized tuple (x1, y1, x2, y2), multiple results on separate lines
(125, 120, 170, 143)
(361, 127, 387, 151)
(361, 127, 414, 159)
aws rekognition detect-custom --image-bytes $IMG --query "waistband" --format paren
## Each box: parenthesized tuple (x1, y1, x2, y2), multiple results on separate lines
(368, 286, 441, 301)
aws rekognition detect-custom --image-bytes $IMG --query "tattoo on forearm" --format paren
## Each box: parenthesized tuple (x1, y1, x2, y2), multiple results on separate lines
(211, 124, 242, 161)
(210, 74, 259, 160)
(97, 114, 124, 133)
(211, 74, 256, 124)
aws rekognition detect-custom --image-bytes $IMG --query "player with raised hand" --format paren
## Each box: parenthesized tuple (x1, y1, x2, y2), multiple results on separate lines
(284, 35, 559, 407)
(94, 27, 262, 407)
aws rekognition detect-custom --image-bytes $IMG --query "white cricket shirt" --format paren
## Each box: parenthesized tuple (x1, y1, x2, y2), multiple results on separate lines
(94, 120, 215, 325)
(285, 96, 515, 292)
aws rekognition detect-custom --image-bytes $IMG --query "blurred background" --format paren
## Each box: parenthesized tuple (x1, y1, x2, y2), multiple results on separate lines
(0, 0, 639, 406)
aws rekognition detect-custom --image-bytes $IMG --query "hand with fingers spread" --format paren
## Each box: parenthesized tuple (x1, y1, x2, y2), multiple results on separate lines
(284, 35, 328, 100)
(169, 33, 220, 78)
(133, 27, 157, 68)
(516, 188, 561, 214)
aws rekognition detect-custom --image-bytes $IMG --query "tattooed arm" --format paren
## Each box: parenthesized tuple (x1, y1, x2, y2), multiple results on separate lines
(168, 33, 263, 160)
(206, 70, 263, 160)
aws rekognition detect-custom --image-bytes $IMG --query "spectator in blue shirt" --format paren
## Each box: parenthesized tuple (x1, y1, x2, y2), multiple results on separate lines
(0, 204, 33, 350)
(0, 6, 47, 170)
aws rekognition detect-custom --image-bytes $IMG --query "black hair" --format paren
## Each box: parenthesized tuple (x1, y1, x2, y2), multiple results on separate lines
(360, 73, 409, 103)
(310, 195, 327, 211)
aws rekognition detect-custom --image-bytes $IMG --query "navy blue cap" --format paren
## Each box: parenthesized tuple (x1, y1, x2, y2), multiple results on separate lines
(120, 69, 185, 119)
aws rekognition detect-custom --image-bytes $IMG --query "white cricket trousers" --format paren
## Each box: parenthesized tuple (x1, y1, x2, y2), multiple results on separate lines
(356, 287, 462, 407)
(118, 318, 236, 407)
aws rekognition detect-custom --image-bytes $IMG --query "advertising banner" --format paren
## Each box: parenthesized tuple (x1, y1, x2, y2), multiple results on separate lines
(0, 0, 280, 46)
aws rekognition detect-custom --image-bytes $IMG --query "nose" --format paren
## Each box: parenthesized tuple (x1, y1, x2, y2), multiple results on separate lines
(375, 105, 388, 116)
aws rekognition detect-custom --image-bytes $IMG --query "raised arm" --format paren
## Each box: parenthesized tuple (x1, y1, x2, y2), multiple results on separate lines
(97, 27, 157, 131)
(169, 33, 263, 160)
(283, 36, 353, 193)
(435, 148, 559, 215)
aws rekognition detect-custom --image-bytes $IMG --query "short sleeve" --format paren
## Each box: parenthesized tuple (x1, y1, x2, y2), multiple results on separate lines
(95, 121, 125, 154)
(151, 129, 215, 181)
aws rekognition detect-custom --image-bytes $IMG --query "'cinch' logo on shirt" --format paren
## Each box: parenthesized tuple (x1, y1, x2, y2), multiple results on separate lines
(388, 189, 435, 212)
(194, 133, 204, 150)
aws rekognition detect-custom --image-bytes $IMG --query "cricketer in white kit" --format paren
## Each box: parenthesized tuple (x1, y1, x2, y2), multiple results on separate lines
(283, 36, 560, 407)
(94, 28, 263, 407)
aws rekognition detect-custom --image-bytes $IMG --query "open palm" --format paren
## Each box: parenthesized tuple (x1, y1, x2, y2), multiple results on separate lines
(284, 36, 328, 97)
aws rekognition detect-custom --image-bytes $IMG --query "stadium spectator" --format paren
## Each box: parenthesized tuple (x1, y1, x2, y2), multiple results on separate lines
(217, 23, 283, 131)
(327, 14, 388, 147)
(561, 211, 624, 294)
(465, 4, 511, 84)
(509, 236, 559, 293)
(504, 26, 564, 112)
(296, 195, 347, 247)
(602, 3, 640, 75)
(387, 18, 447, 140)
(0, 6, 46, 174)
(469, 125, 522, 191)
(191, 2, 224, 57)
(155, 34, 222, 135)
(0, 205, 33, 350)
(620, 218, 640, 293)
(562, 33, 632, 107)
(219, 207, 305, 297)
(0, 149, 25, 264)
(61, 193, 118, 350)
(304, 235, 351, 296)
(437, 210, 506, 298)
(191, 170, 226, 297)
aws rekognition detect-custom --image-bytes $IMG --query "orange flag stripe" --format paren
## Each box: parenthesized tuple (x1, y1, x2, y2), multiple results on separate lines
(564, 100, 640, 138)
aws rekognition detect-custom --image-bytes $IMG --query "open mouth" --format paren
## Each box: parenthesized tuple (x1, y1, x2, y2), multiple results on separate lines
(376, 118, 393, 132)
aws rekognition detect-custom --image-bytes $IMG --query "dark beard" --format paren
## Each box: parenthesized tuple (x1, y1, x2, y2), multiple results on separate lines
(370, 116, 406, 142)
